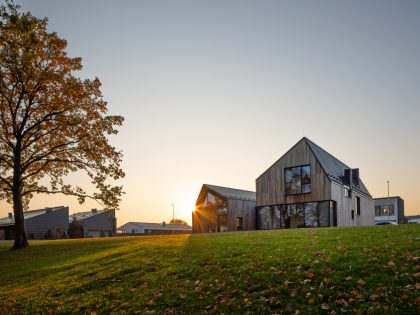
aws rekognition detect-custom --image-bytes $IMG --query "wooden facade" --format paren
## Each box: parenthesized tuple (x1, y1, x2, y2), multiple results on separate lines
(256, 139, 331, 206)
(192, 184, 256, 233)
(256, 138, 374, 228)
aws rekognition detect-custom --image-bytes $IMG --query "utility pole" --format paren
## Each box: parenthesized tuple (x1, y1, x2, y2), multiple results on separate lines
(171, 203, 175, 235)
(387, 181, 390, 223)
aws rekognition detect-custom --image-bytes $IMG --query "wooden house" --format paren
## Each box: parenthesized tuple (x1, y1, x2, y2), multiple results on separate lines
(192, 184, 256, 233)
(256, 137, 374, 229)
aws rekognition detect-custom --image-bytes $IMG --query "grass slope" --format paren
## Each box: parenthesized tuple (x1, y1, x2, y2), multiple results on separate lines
(0, 225, 419, 314)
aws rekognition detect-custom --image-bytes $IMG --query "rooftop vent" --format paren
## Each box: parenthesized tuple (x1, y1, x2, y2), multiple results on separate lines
(8, 212, 13, 218)
(352, 168, 359, 186)
(344, 169, 352, 186)
(91, 208, 97, 214)
(45, 207, 52, 213)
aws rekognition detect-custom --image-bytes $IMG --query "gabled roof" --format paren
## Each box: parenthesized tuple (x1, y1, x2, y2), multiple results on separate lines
(0, 206, 67, 227)
(70, 209, 107, 222)
(201, 184, 256, 202)
(304, 137, 371, 197)
(117, 222, 192, 231)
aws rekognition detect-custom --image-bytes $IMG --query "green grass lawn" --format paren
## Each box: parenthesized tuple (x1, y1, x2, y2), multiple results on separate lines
(0, 225, 419, 314)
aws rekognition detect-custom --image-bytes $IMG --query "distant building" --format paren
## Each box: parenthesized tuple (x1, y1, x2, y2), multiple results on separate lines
(117, 222, 192, 235)
(0, 206, 69, 240)
(406, 215, 420, 224)
(374, 197, 405, 224)
(192, 184, 257, 233)
(69, 209, 116, 238)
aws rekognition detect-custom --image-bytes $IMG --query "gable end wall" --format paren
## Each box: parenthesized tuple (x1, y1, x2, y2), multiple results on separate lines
(256, 140, 331, 206)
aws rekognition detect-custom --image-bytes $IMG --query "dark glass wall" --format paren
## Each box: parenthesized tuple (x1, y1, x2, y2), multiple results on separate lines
(257, 201, 330, 229)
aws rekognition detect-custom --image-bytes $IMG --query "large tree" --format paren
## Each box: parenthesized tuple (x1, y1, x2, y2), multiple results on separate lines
(0, 2, 124, 249)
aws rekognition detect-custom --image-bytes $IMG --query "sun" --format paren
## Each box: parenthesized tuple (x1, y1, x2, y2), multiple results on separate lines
(173, 193, 196, 225)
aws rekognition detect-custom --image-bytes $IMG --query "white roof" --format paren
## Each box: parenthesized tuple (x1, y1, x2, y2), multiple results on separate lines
(70, 209, 106, 222)
(118, 222, 192, 231)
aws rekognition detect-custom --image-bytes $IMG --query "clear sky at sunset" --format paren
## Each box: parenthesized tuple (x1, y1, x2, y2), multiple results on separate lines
(1, 0, 419, 225)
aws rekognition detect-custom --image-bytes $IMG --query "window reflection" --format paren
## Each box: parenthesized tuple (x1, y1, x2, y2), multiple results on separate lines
(285, 165, 311, 195)
(257, 201, 330, 229)
(375, 205, 394, 216)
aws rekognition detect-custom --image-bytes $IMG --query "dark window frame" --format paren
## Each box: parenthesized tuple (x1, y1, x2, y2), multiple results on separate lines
(236, 217, 243, 230)
(256, 200, 330, 229)
(356, 196, 361, 215)
(284, 164, 312, 195)
(375, 205, 395, 217)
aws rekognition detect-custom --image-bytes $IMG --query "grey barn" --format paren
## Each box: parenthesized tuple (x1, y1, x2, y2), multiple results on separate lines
(69, 209, 116, 238)
(0, 206, 69, 240)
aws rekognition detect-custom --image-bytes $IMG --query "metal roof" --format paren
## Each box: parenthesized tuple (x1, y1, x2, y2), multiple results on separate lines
(204, 184, 256, 201)
(0, 206, 66, 227)
(70, 209, 106, 222)
(117, 222, 192, 231)
(304, 137, 371, 197)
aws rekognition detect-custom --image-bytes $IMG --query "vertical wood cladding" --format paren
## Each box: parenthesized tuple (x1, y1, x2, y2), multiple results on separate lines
(192, 185, 257, 233)
(331, 182, 374, 226)
(256, 140, 331, 207)
(227, 199, 257, 231)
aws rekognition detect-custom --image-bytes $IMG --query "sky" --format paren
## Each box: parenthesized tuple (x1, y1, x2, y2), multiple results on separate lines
(1, 0, 419, 225)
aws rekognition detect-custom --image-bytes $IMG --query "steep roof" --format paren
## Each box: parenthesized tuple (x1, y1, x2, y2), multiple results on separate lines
(203, 184, 256, 201)
(0, 206, 66, 227)
(304, 137, 371, 197)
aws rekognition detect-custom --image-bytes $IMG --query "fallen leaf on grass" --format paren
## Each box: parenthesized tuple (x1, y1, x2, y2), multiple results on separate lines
(357, 279, 366, 286)
(321, 303, 329, 310)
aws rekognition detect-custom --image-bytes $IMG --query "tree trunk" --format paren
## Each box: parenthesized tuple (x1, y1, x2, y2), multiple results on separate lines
(13, 190, 28, 249)
(12, 143, 28, 249)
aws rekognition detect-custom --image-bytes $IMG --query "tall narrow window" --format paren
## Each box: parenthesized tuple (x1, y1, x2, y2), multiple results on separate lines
(285, 165, 311, 195)
(356, 196, 361, 215)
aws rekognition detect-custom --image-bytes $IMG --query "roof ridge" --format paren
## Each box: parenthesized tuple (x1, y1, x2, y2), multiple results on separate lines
(304, 137, 350, 169)
(204, 184, 255, 193)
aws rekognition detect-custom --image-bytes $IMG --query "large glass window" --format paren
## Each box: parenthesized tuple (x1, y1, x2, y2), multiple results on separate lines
(288, 204, 304, 228)
(257, 201, 330, 229)
(257, 206, 281, 229)
(206, 192, 216, 204)
(375, 205, 394, 216)
(304, 202, 330, 227)
(258, 207, 271, 229)
(285, 165, 311, 195)
(217, 215, 228, 232)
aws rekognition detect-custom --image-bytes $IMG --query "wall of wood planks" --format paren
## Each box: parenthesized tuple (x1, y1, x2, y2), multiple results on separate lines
(331, 182, 374, 226)
(227, 199, 256, 231)
(256, 139, 331, 207)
